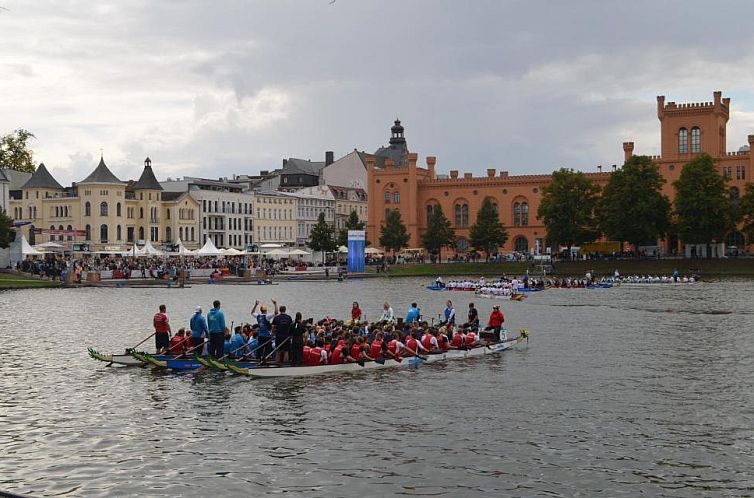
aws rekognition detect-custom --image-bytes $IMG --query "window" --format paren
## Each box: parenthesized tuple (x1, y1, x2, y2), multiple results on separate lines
(737, 165, 746, 180)
(513, 202, 522, 226)
(691, 127, 701, 153)
(100, 224, 108, 243)
(166, 209, 171, 220)
(521, 202, 529, 226)
(116, 225, 122, 241)
(139, 227, 144, 241)
(166, 227, 172, 242)
(67, 225, 73, 241)
(456, 238, 469, 253)
(191, 227, 195, 241)
(85, 201, 91, 216)
(384, 191, 391, 204)
(116, 203, 121, 216)
(454, 203, 469, 228)
(139, 207, 144, 219)
(100, 202, 108, 216)
(678, 128, 688, 154)
(85, 224, 91, 241)
(724, 166, 732, 179)
(514, 236, 528, 252)
(394, 191, 400, 204)
(127, 227, 134, 243)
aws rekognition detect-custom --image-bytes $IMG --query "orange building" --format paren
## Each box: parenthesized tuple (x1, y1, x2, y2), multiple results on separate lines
(367, 91, 754, 256)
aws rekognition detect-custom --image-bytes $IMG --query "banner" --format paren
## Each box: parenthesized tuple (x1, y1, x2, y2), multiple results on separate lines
(347, 230, 365, 273)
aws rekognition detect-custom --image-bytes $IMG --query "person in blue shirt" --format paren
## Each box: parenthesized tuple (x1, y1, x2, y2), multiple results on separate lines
(189, 306, 208, 350)
(206, 300, 227, 358)
(246, 326, 259, 357)
(223, 329, 233, 356)
(405, 302, 421, 324)
(442, 300, 456, 327)
(229, 325, 248, 359)
(251, 299, 278, 360)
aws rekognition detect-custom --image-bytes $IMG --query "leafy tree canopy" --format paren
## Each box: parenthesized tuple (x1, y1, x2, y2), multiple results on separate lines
(379, 209, 410, 254)
(0, 129, 37, 173)
(469, 198, 508, 259)
(738, 183, 754, 243)
(337, 210, 366, 247)
(599, 155, 672, 249)
(0, 209, 14, 249)
(673, 153, 735, 244)
(308, 212, 337, 261)
(421, 204, 455, 261)
(537, 168, 601, 248)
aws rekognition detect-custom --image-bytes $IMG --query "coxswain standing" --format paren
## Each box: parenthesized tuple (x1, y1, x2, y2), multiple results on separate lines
(206, 300, 227, 359)
(189, 306, 208, 350)
(153, 304, 172, 354)
(442, 300, 456, 328)
(251, 299, 278, 360)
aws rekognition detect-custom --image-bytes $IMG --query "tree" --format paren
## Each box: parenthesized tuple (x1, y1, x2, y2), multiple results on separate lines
(598, 155, 671, 252)
(337, 210, 366, 247)
(469, 198, 508, 261)
(379, 209, 410, 255)
(0, 129, 37, 173)
(738, 183, 754, 243)
(673, 153, 735, 254)
(0, 209, 14, 249)
(537, 168, 601, 252)
(308, 212, 337, 263)
(421, 205, 456, 263)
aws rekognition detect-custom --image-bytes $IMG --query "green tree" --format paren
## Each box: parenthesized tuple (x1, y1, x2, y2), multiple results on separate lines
(737, 183, 754, 243)
(537, 168, 601, 252)
(469, 198, 508, 261)
(308, 212, 337, 263)
(337, 210, 366, 247)
(379, 209, 410, 255)
(0, 129, 37, 173)
(673, 153, 735, 254)
(598, 155, 671, 252)
(0, 208, 14, 249)
(421, 204, 456, 263)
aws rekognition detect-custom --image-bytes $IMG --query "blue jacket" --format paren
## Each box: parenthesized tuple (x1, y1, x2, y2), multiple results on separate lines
(230, 333, 246, 356)
(405, 306, 421, 324)
(256, 313, 272, 338)
(190, 313, 208, 339)
(207, 307, 226, 334)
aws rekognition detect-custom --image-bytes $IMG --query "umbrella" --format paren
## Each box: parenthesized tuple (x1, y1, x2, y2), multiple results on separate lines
(289, 248, 311, 256)
(260, 243, 283, 249)
(35, 241, 64, 249)
(265, 248, 289, 256)
(365, 247, 384, 254)
(337, 245, 348, 254)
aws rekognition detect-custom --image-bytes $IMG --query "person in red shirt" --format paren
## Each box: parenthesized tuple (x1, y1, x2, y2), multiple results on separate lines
(351, 302, 363, 323)
(482, 304, 505, 341)
(153, 304, 172, 353)
(369, 331, 385, 359)
(168, 328, 189, 355)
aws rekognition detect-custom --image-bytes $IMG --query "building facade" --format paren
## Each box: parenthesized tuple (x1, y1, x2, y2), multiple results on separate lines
(368, 92, 753, 255)
(289, 186, 336, 246)
(9, 157, 200, 250)
(254, 191, 296, 246)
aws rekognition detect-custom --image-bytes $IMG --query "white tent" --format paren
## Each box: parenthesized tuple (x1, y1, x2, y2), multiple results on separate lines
(223, 247, 244, 256)
(141, 240, 163, 256)
(167, 238, 195, 256)
(337, 245, 348, 254)
(35, 241, 64, 250)
(265, 248, 289, 256)
(195, 238, 224, 256)
(365, 247, 384, 254)
(125, 244, 145, 257)
(20, 235, 45, 256)
(289, 248, 311, 256)
(260, 243, 283, 249)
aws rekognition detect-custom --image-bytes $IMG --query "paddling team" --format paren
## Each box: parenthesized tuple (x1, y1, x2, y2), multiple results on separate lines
(153, 298, 508, 367)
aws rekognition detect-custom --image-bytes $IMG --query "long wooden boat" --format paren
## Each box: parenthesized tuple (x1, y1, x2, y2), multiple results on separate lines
(225, 330, 529, 378)
(475, 292, 526, 301)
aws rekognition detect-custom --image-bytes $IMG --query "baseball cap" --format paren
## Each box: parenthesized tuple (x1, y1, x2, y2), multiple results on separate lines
(195, 306, 202, 313)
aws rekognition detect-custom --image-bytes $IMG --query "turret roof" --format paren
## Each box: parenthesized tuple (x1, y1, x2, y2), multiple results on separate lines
(133, 162, 163, 190)
(20, 163, 64, 190)
(78, 157, 122, 185)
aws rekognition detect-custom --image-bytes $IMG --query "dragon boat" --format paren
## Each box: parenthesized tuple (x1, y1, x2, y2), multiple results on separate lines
(88, 348, 174, 366)
(224, 330, 529, 378)
(475, 292, 526, 301)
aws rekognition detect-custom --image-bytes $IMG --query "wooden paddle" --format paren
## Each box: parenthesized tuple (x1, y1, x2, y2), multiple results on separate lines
(125, 331, 156, 353)
(402, 345, 428, 361)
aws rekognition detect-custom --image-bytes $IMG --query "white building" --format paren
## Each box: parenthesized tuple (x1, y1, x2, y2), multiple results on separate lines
(319, 149, 368, 189)
(161, 177, 255, 249)
(287, 186, 336, 246)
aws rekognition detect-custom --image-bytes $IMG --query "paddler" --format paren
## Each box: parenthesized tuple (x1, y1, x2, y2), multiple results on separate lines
(168, 328, 189, 355)
(189, 305, 208, 350)
(229, 325, 247, 359)
(482, 304, 505, 341)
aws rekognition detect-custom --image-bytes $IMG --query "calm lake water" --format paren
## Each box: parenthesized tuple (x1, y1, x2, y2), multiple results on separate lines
(1, 278, 753, 497)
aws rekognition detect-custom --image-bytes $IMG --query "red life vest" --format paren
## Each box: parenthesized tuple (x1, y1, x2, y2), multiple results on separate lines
(465, 332, 477, 346)
(370, 339, 383, 358)
(331, 345, 345, 364)
(438, 334, 450, 351)
(349, 344, 362, 361)
(421, 334, 435, 351)
(153, 312, 169, 333)
(404, 337, 419, 357)
(303, 346, 324, 366)
(168, 336, 186, 354)
(387, 339, 401, 359)
(451, 333, 465, 348)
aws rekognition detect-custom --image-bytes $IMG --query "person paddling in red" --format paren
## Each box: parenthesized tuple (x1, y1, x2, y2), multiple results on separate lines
(482, 304, 505, 342)
(386, 331, 405, 361)
(369, 331, 385, 359)
(153, 304, 172, 353)
(168, 328, 189, 355)
(303, 339, 328, 366)
(450, 329, 467, 349)
(421, 329, 439, 352)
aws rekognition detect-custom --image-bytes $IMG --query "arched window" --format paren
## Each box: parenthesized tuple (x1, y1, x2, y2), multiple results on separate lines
(427, 204, 434, 222)
(191, 227, 195, 241)
(85, 224, 91, 241)
(85, 201, 91, 216)
(179, 227, 184, 240)
(384, 191, 391, 204)
(166, 226, 172, 242)
(678, 128, 688, 154)
(67, 225, 73, 241)
(116, 225, 122, 241)
(691, 127, 701, 153)
(521, 202, 529, 226)
(100, 202, 108, 216)
(454, 202, 469, 228)
(100, 224, 108, 243)
(50, 225, 55, 241)
(138, 226, 144, 241)
(514, 236, 528, 252)
(513, 202, 522, 226)
(116, 202, 121, 217)
(394, 192, 400, 204)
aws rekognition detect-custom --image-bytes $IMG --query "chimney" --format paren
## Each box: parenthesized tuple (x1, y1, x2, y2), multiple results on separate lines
(623, 142, 635, 162)
(426, 156, 436, 178)
(499, 171, 508, 178)
(463, 173, 473, 179)
(486, 168, 496, 178)
(450, 170, 459, 179)
(325, 151, 334, 166)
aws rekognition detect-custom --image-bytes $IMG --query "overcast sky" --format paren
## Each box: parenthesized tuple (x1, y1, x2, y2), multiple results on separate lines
(3, 0, 754, 185)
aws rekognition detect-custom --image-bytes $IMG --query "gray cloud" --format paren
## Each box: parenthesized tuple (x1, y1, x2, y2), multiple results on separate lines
(2, 0, 754, 185)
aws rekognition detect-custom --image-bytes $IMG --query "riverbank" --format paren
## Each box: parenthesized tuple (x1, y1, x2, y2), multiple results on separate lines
(0, 272, 62, 289)
(376, 258, 754, 279)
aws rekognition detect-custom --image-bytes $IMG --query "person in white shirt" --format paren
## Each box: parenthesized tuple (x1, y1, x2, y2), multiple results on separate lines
(379, 302, 395, 324)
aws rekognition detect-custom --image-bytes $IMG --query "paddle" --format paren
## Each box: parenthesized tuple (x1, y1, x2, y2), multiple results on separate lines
(402, 345, 428, 361)
(125, 331, 156, 353)
(259, 337, 290, 366)
(177, 337, 210, 358)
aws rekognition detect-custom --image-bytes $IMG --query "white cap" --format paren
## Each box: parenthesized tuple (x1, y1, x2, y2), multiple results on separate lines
(195, 306, 202, 313)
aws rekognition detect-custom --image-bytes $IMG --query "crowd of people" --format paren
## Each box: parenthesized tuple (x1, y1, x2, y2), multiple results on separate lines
(151, 297, 511, 368)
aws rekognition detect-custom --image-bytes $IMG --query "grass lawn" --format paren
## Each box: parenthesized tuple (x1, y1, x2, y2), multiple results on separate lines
(0, 272, 62, 289)
(373, 258, 754, 279)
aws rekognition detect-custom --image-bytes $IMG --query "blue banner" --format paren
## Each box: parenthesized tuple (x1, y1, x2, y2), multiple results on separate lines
(347, 230, 365, 273)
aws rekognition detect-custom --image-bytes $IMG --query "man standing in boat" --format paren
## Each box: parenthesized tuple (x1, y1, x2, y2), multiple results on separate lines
(206, 300, 227, 358)
(189, 305, 208, 350)
(271, 304, 293, 365)
(441, 300, 456, 328)
(251, 299, 278, 360)
(153, 304, 171, 354)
